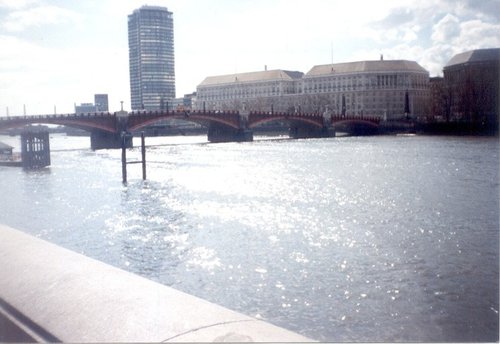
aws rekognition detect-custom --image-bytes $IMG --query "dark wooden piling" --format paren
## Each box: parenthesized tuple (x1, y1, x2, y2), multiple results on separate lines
(121, 132, 127, 184)
(141, 132, 146, 180)
(121, 131, 147, 184)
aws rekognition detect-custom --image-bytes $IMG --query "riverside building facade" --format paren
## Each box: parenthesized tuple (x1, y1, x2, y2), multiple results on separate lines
(196, 69, 304, 112)
(301, 59, 430, 119)
(443, 48, 499, 126)
(128, 6, 175, 110)
(195, 58, 430, 120)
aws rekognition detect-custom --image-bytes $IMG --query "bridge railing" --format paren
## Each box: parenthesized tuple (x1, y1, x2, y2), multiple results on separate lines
(248, 111, 324, 117)
(127, 109, 242, 116)
(330, 115, 381, 123)
(0, 112, 116, 121)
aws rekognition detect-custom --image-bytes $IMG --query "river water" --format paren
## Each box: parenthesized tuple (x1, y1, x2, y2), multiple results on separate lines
(0, 133, 498, 342)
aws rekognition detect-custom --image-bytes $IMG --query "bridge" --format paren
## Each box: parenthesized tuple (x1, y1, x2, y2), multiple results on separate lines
(0, 110, 380, 149)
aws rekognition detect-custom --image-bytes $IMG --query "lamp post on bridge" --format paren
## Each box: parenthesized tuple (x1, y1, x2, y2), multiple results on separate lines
(116, 102, 129, 133)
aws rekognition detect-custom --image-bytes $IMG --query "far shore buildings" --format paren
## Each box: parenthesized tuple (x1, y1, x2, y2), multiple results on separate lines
(94, 94, 109, 112)
(195, 58, 430, 120)
(74, 94, 109, 113)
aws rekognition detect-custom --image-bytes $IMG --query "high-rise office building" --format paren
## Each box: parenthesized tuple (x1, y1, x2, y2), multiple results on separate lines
(128, 5, 175, 110)
(94, 94, 109, 112)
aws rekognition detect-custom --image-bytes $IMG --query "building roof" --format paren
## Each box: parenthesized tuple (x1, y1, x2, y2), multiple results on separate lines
(305, 60, 428, 77)
(445, 48, 500, 68)
(134, 5, 171, 13)
(198, 70, 304, 87)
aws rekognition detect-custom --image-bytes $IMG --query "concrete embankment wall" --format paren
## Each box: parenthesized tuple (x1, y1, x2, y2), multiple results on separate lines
(0, 224, 313, 342)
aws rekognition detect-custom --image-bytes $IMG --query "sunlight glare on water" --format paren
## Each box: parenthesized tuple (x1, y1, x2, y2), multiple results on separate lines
(0, 134, 498, 342)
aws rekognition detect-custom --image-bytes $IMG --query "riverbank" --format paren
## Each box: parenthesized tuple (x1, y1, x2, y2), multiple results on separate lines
(0, 224, 313, 342)
(416, 121, 499, 136)
(380, 120, 499, 136)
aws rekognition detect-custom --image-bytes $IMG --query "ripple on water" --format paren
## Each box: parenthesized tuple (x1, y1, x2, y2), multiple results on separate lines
(0, 135, 498, 342)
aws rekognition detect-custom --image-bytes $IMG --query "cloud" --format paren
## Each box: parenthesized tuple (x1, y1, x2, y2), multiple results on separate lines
(424, 15, 500, 75)
(0, 0, 38, 9)
(468, 0, 500, 20)
(361, 0, 500, 77)
(431, 14, 460, 43)
(455, 19, 500, 48)
(2, 4, 80, 32)
(443, 0, 500, 21)
(375, 7, 415, 28)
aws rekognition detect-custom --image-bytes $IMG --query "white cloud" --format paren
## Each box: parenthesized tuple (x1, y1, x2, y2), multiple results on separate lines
(431, 14, 460, 43)
(359, 0, 500, 77)
(0, 0, 38, 9)
(455, 19, 500, 48)
(423, 15, 500, 75)
(3, 5, 80, 32)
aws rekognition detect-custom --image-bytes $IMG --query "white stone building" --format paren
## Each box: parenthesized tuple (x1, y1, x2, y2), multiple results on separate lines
(195, 69, 303, 112)
(195, 59, 430, 120)
(301, 59, 430, 119)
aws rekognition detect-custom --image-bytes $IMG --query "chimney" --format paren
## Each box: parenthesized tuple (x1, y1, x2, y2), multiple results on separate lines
(265, 65, 267, 71)
(380, 54, 384, 61)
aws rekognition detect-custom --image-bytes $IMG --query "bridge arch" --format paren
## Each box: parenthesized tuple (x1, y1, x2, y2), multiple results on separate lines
(331, 119, 380, 128)
(0, 114, 117, 133)
(330, 117, 380, 136)
(248, 112, 325, 129)
(126, 110, 241, 132)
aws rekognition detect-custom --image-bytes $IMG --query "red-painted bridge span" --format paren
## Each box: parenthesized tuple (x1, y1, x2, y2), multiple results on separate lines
(0, 110, 380, 148)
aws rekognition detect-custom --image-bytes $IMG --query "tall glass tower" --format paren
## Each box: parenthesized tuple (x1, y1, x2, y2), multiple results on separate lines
(128, 6, 175, 110)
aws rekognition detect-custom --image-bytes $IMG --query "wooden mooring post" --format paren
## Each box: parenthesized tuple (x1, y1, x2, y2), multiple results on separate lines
(121, 131, 147, 184)
(141, 133, 146, 180)
(21, 128, 51, 169)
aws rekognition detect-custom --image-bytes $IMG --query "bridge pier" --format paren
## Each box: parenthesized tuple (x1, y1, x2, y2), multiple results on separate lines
(20, 128, 51, 169)
(289, 124, 335, 139)
(332, 122, 379, 136)
(207, 123, 253, 143)
(90, 130, 133, 150)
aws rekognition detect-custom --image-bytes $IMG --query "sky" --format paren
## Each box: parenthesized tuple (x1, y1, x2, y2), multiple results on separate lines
(0, 0, 499, 115)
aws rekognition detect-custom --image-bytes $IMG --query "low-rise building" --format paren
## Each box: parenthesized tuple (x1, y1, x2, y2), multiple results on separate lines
(75, 94, 109, 113)
(195, 69, 304, 112)
(75, 103, 96, 113)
